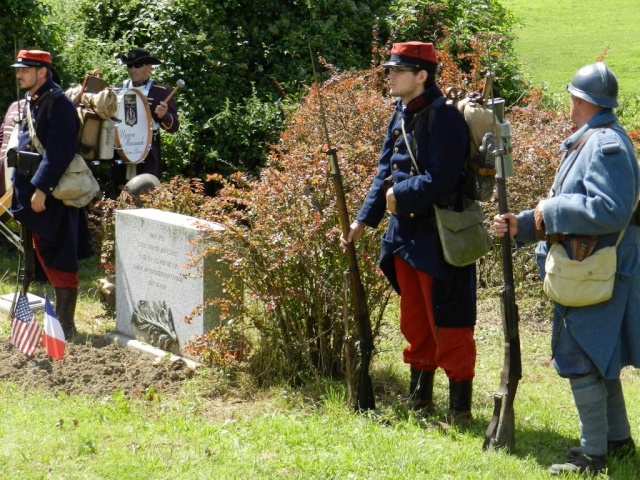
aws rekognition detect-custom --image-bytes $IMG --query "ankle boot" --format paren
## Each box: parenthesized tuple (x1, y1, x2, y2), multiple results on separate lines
(55, 287, 78, 339)
(409, 368, 435, 412)
(447, 379, 473, 425)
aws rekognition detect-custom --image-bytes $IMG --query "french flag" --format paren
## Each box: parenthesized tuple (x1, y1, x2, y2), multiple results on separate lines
(42, 294, 66, 360)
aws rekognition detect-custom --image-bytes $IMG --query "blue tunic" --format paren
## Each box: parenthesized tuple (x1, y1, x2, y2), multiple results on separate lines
(10, 80, 92, 272)
(356, 83, 476, 328)
(516, 109, 640, 378)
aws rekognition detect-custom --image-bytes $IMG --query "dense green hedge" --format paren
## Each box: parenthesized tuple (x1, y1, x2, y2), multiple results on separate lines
(1, 0, 525, 186)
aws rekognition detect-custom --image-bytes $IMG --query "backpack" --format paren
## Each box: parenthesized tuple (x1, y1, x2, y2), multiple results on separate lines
(444, 86, 500, 202)
(407, 84, 501, 202)
(65, 73, 118, 162)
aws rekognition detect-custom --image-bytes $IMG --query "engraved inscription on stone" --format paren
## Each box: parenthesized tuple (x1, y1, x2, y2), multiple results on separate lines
(115, 209, 229, 351)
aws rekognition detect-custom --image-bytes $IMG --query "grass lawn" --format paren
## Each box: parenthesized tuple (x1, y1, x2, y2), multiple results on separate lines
(2, 288, 640, 478)
(500, 0, 640, 98)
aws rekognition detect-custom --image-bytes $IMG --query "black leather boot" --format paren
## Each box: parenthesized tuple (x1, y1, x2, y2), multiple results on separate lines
(567, 437, 636, 460)
(549, 453, 606, 476)
(55, 287, 78, 339)
(409, 368, 435, 412)
(447, 379, 473, 425)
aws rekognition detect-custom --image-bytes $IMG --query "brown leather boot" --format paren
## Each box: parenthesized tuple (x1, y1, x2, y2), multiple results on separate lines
(55, 287, 78, 339)
(409, 368, 435, 412)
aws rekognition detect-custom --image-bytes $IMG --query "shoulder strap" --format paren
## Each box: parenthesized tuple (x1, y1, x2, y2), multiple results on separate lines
(25, 102, 45, 155)
(404, 96, 447, 171)
(553, 128, 600, 193)
(25, 89, 62, 154)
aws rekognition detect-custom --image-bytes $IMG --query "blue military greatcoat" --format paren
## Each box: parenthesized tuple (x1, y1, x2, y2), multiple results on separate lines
(516, 109, 640, 378)
(10, 79, 92, 272)
(356, 83, 476, 328)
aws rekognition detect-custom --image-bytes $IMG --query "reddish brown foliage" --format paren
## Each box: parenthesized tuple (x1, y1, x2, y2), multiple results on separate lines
(119, 37, 579, 380)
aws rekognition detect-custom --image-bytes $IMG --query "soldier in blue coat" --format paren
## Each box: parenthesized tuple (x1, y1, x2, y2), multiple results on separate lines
(495, 63, 640, 475)
(9, 50, 92, 338)
(342, 42, 476, 423)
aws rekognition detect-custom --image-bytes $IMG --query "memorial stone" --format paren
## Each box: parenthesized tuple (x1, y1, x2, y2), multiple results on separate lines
(115, 209, 228, 353)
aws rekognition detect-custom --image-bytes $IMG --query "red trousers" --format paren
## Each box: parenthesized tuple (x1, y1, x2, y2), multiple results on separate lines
(394, 256, 475, 381)
(32, 233, 79, 288)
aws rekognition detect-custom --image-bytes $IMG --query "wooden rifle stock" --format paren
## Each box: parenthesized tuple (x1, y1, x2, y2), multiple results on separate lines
(326, 145, 376, 411)
(309, 49, 375, 411)
(483, 138, 521, 452)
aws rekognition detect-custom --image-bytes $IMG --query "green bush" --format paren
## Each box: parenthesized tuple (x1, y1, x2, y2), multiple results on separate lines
(381, 0, 528, 103)
(132, 36, 528, 384)
(6, 0, 527, 186)
(0, 0, 54, 109)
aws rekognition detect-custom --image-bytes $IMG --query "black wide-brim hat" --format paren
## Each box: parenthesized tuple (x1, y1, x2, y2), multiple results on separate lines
(119, 47, 162, 66)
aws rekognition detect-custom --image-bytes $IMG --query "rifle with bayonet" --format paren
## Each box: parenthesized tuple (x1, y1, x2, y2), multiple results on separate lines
(310, 51, 375, 412)
(483, 90, 521, 452)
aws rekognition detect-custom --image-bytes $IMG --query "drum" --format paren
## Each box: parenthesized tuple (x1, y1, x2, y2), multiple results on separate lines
(114, 88, 153, 164)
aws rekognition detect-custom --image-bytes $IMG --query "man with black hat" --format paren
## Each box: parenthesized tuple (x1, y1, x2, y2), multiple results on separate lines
(9, 49, 93, 339)
(112, 47, 180, 185)
(341, 42, 476, 423)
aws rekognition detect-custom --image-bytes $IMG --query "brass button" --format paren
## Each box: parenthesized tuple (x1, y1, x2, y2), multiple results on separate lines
(393, 129, 401, 137)
(394, 147, 399, 153)
(392, 164, 398, 170)
(409, 213, 415, 218)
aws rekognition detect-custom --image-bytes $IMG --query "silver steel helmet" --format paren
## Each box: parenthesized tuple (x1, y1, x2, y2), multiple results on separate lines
(122, 173, 160, 206)
(567, 62, 618, 108)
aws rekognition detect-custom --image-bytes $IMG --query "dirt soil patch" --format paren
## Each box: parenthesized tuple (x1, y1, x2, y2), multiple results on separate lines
(0, 335, 194, 399)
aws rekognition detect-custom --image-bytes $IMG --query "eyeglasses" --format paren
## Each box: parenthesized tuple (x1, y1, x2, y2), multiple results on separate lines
(127, 62, 148, 69)
(385, 67, 418, 75)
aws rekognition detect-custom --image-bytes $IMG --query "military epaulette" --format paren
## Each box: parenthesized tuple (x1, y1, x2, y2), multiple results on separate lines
(597, 129, 622, 154)
(601, 141, 621, 154)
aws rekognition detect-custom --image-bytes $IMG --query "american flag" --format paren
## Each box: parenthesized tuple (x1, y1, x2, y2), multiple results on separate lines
(10, 293, 42, 356)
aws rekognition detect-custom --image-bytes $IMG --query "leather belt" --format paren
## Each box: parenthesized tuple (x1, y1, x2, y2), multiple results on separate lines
(547, 205, 639, 243)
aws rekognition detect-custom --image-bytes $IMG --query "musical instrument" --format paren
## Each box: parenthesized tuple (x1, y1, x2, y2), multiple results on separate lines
(114, 88, 153, 164)
(0, 189, 12, 224)
(165, 79, 186, 103)
(0, 188, 21, 252)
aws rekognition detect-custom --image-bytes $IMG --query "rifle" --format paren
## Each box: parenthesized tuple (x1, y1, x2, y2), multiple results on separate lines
(310, 51, 375, 411)
(483, 91, 521, 452)
(7, 41, 34, 317)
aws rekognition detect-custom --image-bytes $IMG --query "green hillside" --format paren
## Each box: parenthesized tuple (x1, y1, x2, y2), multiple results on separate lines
(500, 0, 640, 98)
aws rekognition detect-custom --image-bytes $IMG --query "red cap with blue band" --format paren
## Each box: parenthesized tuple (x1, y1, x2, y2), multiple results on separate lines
(11, 50, 52, 68)
(382, 42, 438, 70)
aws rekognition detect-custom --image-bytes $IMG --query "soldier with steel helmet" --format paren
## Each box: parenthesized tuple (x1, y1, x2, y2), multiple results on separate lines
(494, 62, 640, 475)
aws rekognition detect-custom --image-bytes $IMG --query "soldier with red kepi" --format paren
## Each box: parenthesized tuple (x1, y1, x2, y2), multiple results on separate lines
(112, 47, 180, 188)
(341, 42, 476, 423)
(9, 49, 93, 338)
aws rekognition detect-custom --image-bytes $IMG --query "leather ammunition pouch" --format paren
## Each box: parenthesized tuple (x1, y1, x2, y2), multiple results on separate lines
(6, 149, 43, 176)
(568, 235, 598, 262)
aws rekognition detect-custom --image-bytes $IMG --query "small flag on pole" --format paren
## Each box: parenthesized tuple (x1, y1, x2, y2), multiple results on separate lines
(42, 294, 66, 360)
(10, 293, 42, 356)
